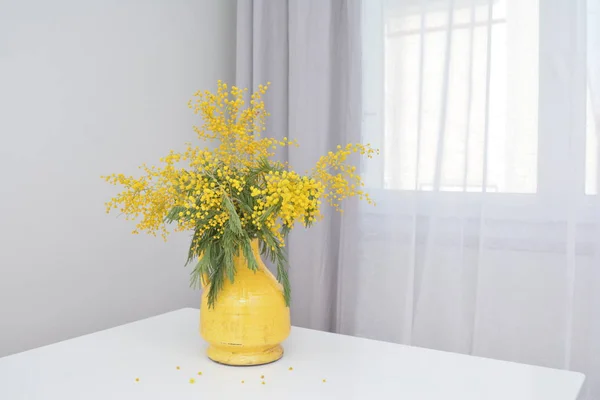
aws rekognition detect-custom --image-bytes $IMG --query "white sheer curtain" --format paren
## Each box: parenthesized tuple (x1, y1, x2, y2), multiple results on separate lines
(337, 0, 600, 398)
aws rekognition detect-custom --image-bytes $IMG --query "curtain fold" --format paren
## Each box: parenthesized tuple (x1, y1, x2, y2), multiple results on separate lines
(236, 0, 362, 331)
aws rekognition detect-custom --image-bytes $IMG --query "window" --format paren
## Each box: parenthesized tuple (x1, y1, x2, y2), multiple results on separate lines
(363, 0, 598, 197)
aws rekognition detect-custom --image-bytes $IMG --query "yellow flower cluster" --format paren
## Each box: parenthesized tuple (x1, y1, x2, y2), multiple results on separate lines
(252, 171, 323, 227)
(313, 143, 379, 212)
(188, 81, 297, 170)
(103, 82, 375, 241)
(102, 81, 377, 304)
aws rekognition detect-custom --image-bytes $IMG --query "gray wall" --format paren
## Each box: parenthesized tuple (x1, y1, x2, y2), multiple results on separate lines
(0, 0, 236, 356)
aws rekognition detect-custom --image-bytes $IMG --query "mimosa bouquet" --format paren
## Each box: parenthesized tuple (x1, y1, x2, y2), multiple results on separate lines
(103, 82, 376, 307)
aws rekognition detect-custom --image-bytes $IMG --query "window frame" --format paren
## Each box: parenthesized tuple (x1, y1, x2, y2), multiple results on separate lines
(361, 0, 595, 218)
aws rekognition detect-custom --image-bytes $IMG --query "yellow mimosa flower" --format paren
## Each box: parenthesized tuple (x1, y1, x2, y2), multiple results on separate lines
(102, 82, 376, 306)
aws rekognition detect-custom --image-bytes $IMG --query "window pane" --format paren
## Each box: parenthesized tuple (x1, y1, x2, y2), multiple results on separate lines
(377, 0, 538, 193)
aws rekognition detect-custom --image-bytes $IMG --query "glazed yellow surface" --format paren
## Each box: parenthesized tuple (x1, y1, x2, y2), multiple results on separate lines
(200, 240, 291, 366)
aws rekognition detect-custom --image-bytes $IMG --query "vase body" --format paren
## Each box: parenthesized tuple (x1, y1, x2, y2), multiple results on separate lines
(200, 240, 291, 366)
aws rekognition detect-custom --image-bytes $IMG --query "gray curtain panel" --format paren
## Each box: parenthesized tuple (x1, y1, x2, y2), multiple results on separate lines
(236, 0, 362, 331)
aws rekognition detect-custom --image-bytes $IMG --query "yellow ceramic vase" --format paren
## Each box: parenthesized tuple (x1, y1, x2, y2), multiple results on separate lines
(200, 240, 291, 366)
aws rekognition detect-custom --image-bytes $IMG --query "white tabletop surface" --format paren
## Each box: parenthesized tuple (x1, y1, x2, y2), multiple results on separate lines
(0, 308, 584, 399)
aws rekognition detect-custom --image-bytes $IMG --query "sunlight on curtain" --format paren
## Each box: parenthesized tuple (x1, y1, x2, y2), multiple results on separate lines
(382, 0, 538, 193)
(364, 0, 598, 196)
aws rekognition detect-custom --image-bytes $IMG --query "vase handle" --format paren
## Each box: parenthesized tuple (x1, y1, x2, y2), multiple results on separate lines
(201, 273, 209, 290)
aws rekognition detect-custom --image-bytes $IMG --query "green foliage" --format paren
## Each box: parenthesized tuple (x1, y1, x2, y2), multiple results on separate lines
(181, 159, 293, 308)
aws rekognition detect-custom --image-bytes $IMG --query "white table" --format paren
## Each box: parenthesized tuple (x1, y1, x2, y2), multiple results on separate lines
(0, 308, 584, 399)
